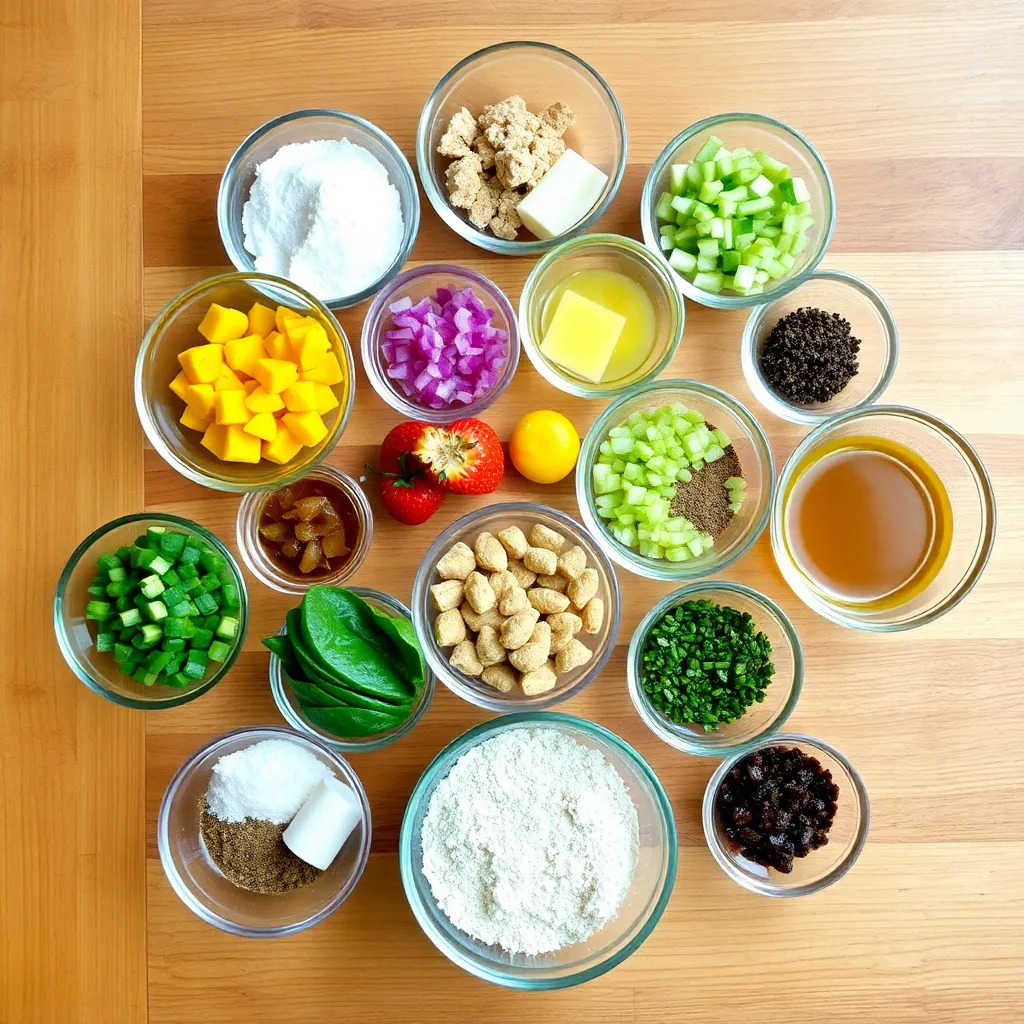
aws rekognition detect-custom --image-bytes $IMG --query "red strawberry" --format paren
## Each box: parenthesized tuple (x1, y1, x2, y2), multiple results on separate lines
(414, 418, 504, 495)
(379, 420, 430, 474)
(377, 460, 445, 526)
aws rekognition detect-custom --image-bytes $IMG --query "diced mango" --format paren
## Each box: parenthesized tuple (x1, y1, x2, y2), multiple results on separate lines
(224, 334, 267, 378)
(275, 305, 300, 334)
(215, 389, 252, 426)
(262, 425, 303, 465)
(293, 324, 331, 370)
(169, 371, 192, 400)
(299, 352, 343, 386)
(282, 315, 318, 340)
(183, 383, 216, 419)
(180, 404, 214, 432)
(245, 385, 285, 414)
(313, 383, 340, 416)
(197, 303, 249, 344)
(246, 302, 277, 338)
(253, 357, 299, 395)
(282, 410, 327, 447)
(200, 424, 230, 459)
(222, 425, 262, 463)
(243, 411, 278, 442)
(263, 330, 291, 361)
(282, 381, 317, 413)
(214, 365, 246, 392)
(178, 343, 224, 385)
(243, 379, 260, 396)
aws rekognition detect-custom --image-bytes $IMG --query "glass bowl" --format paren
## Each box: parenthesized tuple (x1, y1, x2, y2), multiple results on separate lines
(360, 264, 520, 423)
(416, 41, 626, 254)
(136, 271, 355, 493)
(641, 113, 836, 309)
(410, 502, 621, 712)
(157, 725, 371, 936)
(400, 712, 676, 988)
(236, 465, 374, 595)
(703, 732, 869, 897)
(771, 405, 996, 630)
(627, 581, 802, 756)
(54, 513, 248, 710)
(576, 380, 775, 581)
(519, 234, 685, 398)
(741, 270, 899, 424)
(269, 587, 436, 753)
(217, 109, 419, 309)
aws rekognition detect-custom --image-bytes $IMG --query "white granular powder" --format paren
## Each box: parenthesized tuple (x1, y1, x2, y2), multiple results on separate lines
(420, 728, 639, 956)
(241, 138, 404, 301)
(205, 739, 333, 824)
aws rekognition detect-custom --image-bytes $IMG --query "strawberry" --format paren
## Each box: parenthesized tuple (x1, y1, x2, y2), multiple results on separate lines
(379, 420, 430, 475)
(414, 418, 504, 495)
(369, 422, 445, 526)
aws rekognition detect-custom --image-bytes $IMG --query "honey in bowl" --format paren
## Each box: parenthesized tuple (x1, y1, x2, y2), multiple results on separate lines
(782, 436, 952, 608)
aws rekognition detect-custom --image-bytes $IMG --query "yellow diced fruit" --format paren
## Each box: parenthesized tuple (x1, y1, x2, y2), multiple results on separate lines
(282, 410, 327, 447)
(200, 424, 230, 459)
(263, 330, 291, 361)
(299, 352, 343, 386)
(282, 381, 317, 413)
(245, 385, 285, 414)
(197, 303, 249, 344)
(275, 305, 300, 334)
(262, 426, 303, 465)
(253, 357, 298, 395)
(215, 389, 252, 426)
(222, 425, 262, 463)
(183, 383, 216, 419)
(246, 302, 277, 339)
(180, 404, 214, 432)
(214, 365, 246, 392)
(243, 379, 260, 396)
(169, 371, 192, 400)
(224, 334, 267, 378)
(243, 411, 278, 442)
(293, 325, 331, 370)
(178, 343, 223, 385)
(313, 383, 339, 416)
(282, 315, 319, 340)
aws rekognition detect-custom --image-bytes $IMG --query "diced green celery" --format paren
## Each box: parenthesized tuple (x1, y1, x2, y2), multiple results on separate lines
(779, 176, 810, 204)
(722, 219, 735, 250)
(697, 237, 720, 257)
(694, 135, 723, 162)
(733, 264, 756, 290)
(792, 232, 811, 255)
(625, 485, 647, 506)
(717, 198, 738, 219)
(693, 270, 723, 293)
(669, 163, 688, 194)
(719, 185, 748, 203)
(670, 195, 697, 217)
(764, 259, 787, 280)
(699, 161, 716, 182)
(704, 444, 725, 463)
(776, 233, 794, 254)
(709, 217, 725, 239)
(692, 202, 715, 223)
(659, 233, 674, 251)
(782, 211, 802, 235)
(610, 459, 626, 473)
(673, 226, 699, 248)
(660, 222, 677, 237)
(759, 225, 782, 239)
(754, 150, 790, 182)
(728, 501, 743, 513)
(779, 252, 796, 270)
(715, 154, 736, 177)
(698, 179, 724, 204)
(696, 254, 717, 272)
(731, 166, 760, 186)
(610, 435, 635, 455)
(668, 249, 697, 275)
(737, 196, 774, 216)
(685, 162, 704, 188)
(695, 219, 714, 238)
(655, 191, 675, 221)
(748, 174, 774, 198)
(721, 275, 736, 292)
(721, 250, 740, 273)
(735, 231, 756, 250)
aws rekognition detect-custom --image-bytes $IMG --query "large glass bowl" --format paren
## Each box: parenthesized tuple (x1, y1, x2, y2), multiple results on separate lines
(135, 271, 355, 493)
(576, 380, 775, 581)
(641, 113, 836, 309)
(54, 513, 248, 710)
(771, 405, 996, 630)
(158, 725, 371, 936)
(417, 41, 626, 255)
(400, 713, 677, 988)
(217, 109, 419, 309)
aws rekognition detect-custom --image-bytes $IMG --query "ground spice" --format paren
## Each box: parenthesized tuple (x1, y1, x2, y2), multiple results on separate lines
(200, 805, 322, 894)
(758, 306, 860, 404)
(670, 441, 742, 538)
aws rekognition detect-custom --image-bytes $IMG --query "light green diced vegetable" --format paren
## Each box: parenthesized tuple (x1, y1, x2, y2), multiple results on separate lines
(655, 191, 675, 221)
(699, 179, 724, 204)
(669, 163, 688, 194)
(694, 135, 724, 162)
(669, 248, 697, 275)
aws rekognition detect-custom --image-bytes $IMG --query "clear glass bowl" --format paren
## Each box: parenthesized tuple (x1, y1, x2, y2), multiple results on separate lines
(410, 502, 621, 712)
(217, 109, 420, 309)
(518, 234, 685, 398)
(136, 271, 355, 493)
(640, 113, 836, 309)
(416, 41, 627, 254)
(703, 732, 869, 897)
(53, 513, 248, 710)
(627, 581, 802, 756)
(400, 713, 676, 988)
(360, 263, 520, 423)
(771, 405, 997, 630)
(576, 380, 775, 581)
(268, 587, 436, 753)
(236, 465, 374, 595)
(741, 270, 899, 424)
(158, 725, 371, 936)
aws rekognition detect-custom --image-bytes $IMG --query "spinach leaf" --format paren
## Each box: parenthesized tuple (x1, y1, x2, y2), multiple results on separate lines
(302, 704, 403, 738)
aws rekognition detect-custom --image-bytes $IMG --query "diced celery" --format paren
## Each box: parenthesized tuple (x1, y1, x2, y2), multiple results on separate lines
(704, 444, 725, 463)
(670, 195, 697, 217)
(669, 163, 688, 194)
(709, 217, 725, 239)
(655, 191, 675, 222)
(685, 162, 704, 188)
(696, 254, 717, 272)
(700, 161, 717, 182)
(698, 179, 724, 204)
(715, 154, 736, 177)
(694, 135, 723, 162)
(610, 435, 635, 455)
(659, 233, 674, 252)
(718, 198, 738, 218)
(779, 252, 796, 270)
(737, 196, 774, 216)
(687, 537, 705, 558)
(697, 237, 720, 257)
(728, 501, 743, 513)
(733, 264, 756, 290)
(713, 428, 731, 447)
(754, 269, 770, 284)
(691, 202, 715, 223)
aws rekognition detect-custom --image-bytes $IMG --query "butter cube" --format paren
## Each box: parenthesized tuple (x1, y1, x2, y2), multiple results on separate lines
(517, 150, 609, 240)
(539, 289, 625, 383)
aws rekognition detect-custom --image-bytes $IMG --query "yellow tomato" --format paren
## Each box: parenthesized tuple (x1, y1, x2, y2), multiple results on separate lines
(509, 410, 580, 484)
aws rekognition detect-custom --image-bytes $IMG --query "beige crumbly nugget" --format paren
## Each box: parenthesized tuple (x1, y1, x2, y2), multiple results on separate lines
(555, 638, 592, 674)
(528, 131, 566, 188)
(567, 568, 599, 609)
(471, 133, 496, 170)
(460, 602, 505, 632)
(520, 660, 558, 696)
(500, 607, 540, 650)
(488, 569, 517, 600)
(489, 189, 523, 241)
(546, 612, 583, 636)
(467, 176, 502, 231)
(436, 541, 475, 580)
(498, 585, 529, 616)
(506, 559, 537, 589)
(444, 152, 487, 211)
(494, 146, 536, 190)
(430, 579, 464, 612)
(475, 625, 507, 667)
(434, 608, 466, 647)
(528, 524, 566, 553)
(540, 101, 576, 136)
(450, 640, 484, 677)
(535, 573, 568, 593)
(556, 545, 587, 580)
(498, 526, 529, 560)
(582, 597, 604, 634)
(523, 546, 557, 575)
(549, 623, 575, 655)
(437, 107, 478, 158)
(473, 532, 508, 572)
(509, 622, 551, 673)
(464, 570, 496, 614)
(481, 663, 518, 693)
(528, 587, 571, 615)
(477, 95, 541, 137)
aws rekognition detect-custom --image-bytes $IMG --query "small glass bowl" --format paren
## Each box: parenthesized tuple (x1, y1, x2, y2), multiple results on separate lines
(772, 405, 997, 631)
(360, 264, 520, 423)
(400, 712, 676, 988)
(741, 270, 899, 424)
(217, 109, 419, 309)
(416, 41, 627, 254)
(627, 581, 802, 756)
(236, 465, 374, 595)
(703, 733, 870, 897)
(136, 271, 355, 493)
(269, 587, 436, 753)
(410, 503, 621, 713)
(641, 113, 836, 309)
(54, 513, 248, 710)
(158, 725, 371, 936)
(576, 380, 775, 581)
(518, 234, 685, 398)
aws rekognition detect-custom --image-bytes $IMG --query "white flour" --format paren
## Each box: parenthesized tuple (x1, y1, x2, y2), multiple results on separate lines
(420, 728, 639, 956)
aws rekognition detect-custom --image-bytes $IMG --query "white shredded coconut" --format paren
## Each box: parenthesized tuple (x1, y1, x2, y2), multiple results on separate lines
(420, 727, 639, 956)
(205, 739, 333, 824)
(241, 138, 404, 301)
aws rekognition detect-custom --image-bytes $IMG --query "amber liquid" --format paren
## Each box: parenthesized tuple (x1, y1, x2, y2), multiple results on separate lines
(783, 436, 952, 607)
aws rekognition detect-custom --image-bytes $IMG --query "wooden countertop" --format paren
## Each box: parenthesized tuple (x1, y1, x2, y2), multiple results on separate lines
(3, 1, 1023, 1020)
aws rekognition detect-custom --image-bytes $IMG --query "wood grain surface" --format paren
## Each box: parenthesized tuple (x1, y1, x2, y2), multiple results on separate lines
(5, 0, 1023, 1020)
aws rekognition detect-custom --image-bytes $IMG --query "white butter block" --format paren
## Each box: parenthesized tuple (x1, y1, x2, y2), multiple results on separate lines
(518, 149, 609, 240)
(283, 777, 362, 871)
